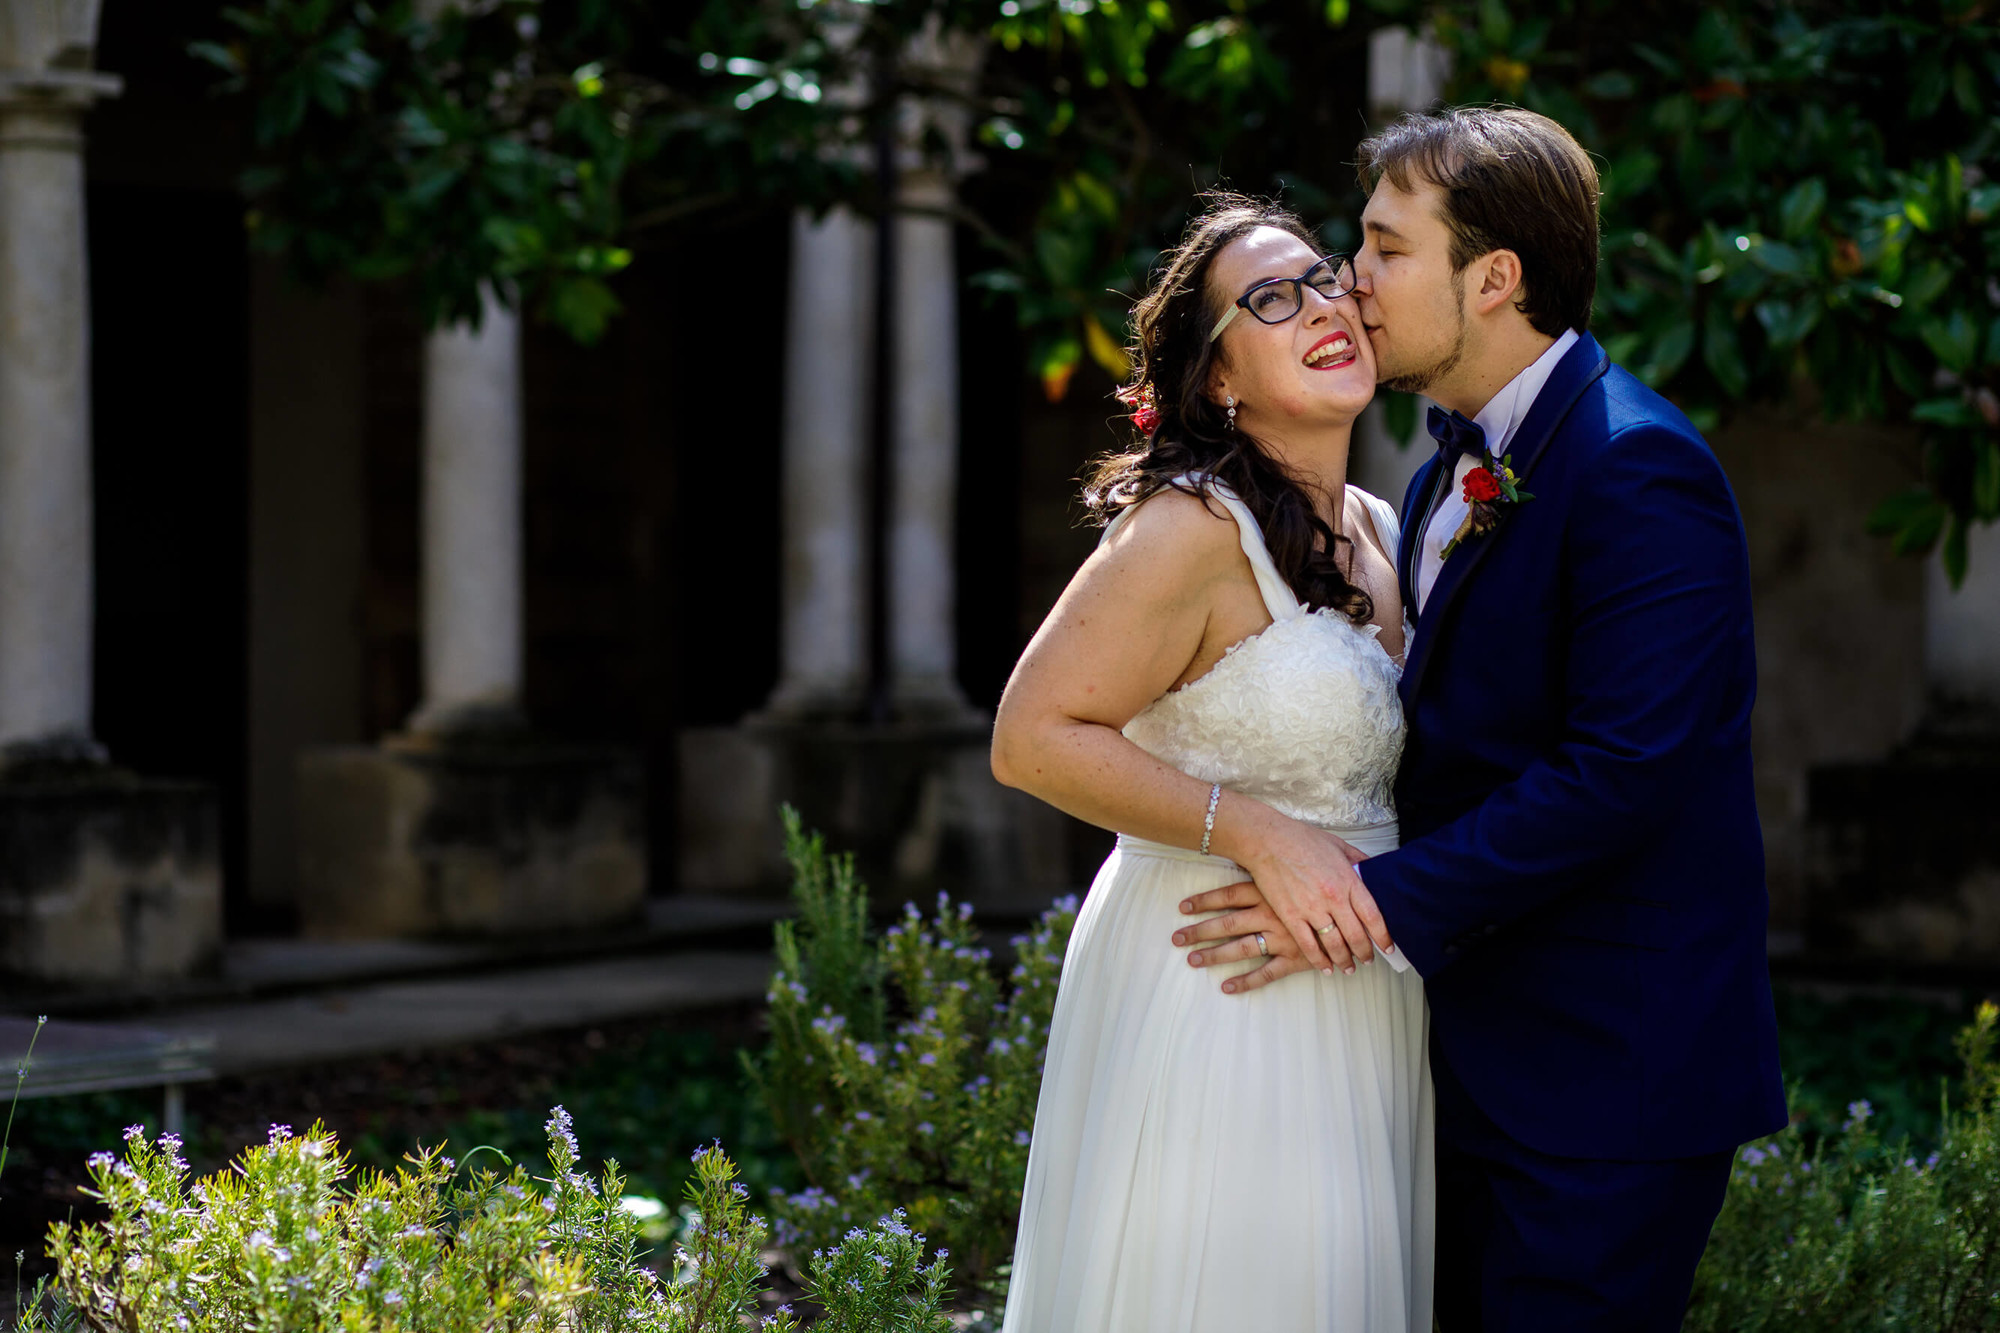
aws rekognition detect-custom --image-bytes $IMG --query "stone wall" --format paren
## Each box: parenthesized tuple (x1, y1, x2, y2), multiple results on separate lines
(0, 774, 220, 986)
(1707, 407, 1928, 938)
(295, 741, 644, 939)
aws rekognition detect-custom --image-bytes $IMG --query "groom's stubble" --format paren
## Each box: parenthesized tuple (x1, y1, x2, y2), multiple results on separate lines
(1378, 263, 1468, 397)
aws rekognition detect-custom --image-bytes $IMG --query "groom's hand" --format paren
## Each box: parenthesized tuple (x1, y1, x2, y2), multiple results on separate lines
(1172, 846, 1392, 993)
(1172, 882, 1318, 993)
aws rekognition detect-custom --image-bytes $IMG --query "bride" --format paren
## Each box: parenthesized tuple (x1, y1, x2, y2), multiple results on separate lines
(988, 195, 1433, 1331)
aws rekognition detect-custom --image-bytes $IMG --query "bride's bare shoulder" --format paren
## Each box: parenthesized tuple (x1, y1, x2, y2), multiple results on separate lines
(1099, 486, 1241, 562)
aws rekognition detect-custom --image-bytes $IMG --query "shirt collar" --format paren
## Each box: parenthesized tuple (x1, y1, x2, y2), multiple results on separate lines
(1469, 327, 1581, 462)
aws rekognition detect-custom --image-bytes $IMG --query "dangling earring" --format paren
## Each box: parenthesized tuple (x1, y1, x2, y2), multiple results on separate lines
(1225, 395, 1237, 431)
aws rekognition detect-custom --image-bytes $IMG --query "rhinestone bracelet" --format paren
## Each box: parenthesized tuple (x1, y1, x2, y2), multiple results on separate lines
(1200, 782, 1222, 856)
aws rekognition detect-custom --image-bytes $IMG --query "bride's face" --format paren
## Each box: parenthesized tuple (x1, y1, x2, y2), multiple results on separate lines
(1205, 227, 1376, 436)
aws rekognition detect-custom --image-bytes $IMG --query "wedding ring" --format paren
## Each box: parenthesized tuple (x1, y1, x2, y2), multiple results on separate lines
(1315, 921, 1336, 936)
(1255, 933, 1269, 957)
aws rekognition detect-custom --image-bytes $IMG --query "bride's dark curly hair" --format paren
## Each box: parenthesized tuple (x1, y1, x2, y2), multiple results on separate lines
(1084, 194, 1373, 624)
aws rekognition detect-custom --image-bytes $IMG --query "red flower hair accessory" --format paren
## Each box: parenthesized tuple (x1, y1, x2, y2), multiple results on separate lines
(1116, 382, 1160, 435)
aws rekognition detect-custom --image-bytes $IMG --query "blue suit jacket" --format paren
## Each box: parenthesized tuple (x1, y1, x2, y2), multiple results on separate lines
(1360, 332, 1787, 1161)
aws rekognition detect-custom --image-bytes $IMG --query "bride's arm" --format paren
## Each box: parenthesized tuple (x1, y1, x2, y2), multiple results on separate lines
(991, 492, 1373, 976)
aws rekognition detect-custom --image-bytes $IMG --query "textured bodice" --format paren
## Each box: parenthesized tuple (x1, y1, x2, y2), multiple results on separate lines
(1114, 479, 1407, 833)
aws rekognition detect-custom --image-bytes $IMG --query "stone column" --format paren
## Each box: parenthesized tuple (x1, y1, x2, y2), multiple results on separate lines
(0, 5, 220, 987)
(886, 20, 983, 720)
(888, 167, 973, 718)
(1924, 523, 2000, 729)
(762, 206, 875, 719)
(1366, 24, 1449, 118)
(1349, 25, 1451, 506)
(410, 286, 524, 734)
(0, 4, 118, 763)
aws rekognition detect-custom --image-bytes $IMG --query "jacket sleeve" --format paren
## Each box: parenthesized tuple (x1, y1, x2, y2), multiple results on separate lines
(1359, 422, 1756, 977)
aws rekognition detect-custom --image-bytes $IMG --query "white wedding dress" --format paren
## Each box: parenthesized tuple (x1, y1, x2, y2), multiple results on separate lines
(1001, 480, 1435, 1333)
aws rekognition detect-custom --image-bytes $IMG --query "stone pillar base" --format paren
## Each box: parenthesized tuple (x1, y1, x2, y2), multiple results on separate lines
(1805, 732, 2000, 961)
(297, 740, 645, 939)
(677, 720, 1097, 906)
(0, 774, 220, 986)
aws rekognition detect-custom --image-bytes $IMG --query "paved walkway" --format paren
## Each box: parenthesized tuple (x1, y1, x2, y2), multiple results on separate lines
(147, 948, 775, 1076)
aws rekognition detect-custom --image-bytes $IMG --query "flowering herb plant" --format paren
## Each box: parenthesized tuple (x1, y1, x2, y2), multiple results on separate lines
(1685, 1000, 2000, 1329)
(17, 1106, 951, 1332)
(1439, 451, 1535, 561)
(747, 807, 1078, 1286)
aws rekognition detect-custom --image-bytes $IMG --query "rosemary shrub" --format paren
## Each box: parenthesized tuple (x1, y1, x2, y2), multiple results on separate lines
(747, 808, 1078, 1284)
(1687, 999, 2000, 1331)
(11, 1107, 950, 1332)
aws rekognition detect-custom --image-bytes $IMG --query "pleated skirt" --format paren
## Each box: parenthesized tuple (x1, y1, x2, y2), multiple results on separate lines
(1000, 829, 1434, 1333)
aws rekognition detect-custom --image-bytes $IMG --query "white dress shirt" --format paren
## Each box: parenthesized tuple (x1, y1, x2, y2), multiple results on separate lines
(1414, 327, 1580, 614)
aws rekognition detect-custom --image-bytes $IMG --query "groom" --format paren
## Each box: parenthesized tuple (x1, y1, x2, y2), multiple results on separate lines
(1175, 107, 1787, 1328)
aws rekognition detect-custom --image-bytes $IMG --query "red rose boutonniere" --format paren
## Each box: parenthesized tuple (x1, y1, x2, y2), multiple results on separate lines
(1439, 451, 1535, 560)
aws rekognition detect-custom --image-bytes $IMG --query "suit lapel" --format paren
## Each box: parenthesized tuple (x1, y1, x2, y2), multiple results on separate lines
(1398, 334, 1611, 708)
(1397, 450, 1446, 616)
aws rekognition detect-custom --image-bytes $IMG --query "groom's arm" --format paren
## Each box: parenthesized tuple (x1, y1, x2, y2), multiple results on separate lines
(1357, 420, 1755, 977)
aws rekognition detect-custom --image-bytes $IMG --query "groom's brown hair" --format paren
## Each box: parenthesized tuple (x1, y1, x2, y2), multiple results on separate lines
(1357, 107, 1600, 336)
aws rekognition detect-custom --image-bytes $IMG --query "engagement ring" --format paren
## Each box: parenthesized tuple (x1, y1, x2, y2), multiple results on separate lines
(1255, 933, 1268, 957)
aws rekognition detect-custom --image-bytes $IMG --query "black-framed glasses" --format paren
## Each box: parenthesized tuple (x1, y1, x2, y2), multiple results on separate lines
(1208, 255, 1357, 342)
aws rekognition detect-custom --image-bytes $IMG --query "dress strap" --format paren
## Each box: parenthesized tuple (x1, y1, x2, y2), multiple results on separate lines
(1099, 474, 1302, 623)
(1347, 484, 1402, 561)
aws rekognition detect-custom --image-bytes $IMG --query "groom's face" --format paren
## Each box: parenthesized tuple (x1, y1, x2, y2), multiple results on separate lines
(1354, 178, 1469, 395)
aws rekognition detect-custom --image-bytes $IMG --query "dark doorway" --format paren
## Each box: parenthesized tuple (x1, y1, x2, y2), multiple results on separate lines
(88, 183, 252, 927)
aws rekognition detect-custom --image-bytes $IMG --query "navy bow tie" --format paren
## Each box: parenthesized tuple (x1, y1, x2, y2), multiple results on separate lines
(1426, 405, 1487, 464)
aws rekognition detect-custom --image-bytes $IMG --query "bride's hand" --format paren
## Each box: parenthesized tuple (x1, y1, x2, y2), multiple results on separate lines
(1173, 824, 1392, 990)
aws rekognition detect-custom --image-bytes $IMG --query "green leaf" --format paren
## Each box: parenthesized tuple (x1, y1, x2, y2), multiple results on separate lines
(1777, 178, 1826, 241)
(1866, 488, 1947, 557)
(1754, 299, 1819, 350)
(1939, 155, 1967, 228)
(1952, 60, 1981, 116)
(1382, 390, 1418, 447)
(1899, 263, 1954, 312)
(1703, 300, 1749, 398)
(1748, 240, 1808, 278)
(187, 39, 242, 75)
(1975, 440, 2000, 521)
(1942, 514, 1968, 587)
(1629, 43, 1680, 78)
(1478, 0, 1513, 46)
(1912, 396, 1980, 427)
(1905, 199, 1933, 231)
(1884, 345, 1928, 397)
(1639, 318, 1697, 387)
(1324, 0, 1351, 26)
(1921, 308, 1979, 373)
(1909, 51, 1948, 119)
(1581, 70, 1636, 99)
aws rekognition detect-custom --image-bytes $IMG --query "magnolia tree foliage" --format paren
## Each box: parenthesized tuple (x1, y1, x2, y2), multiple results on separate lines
(205, 0, 1994, 570)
